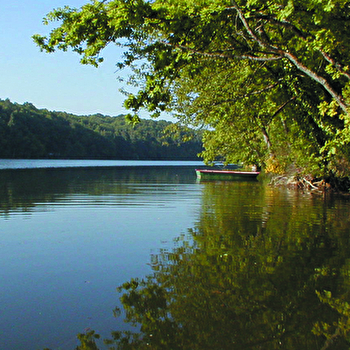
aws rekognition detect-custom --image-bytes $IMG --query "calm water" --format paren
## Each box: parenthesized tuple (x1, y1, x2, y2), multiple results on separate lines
(1, 160, 350, 349)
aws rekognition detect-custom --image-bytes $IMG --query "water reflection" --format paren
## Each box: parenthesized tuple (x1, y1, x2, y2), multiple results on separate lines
(2, 166, 350, 349)
(0, 166, 197, 217)
(102, 183, 350, 350)
(0, 165, 201, 350)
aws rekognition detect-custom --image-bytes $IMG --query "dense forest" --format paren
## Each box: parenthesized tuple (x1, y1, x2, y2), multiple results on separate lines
(0, 99, 202, 160)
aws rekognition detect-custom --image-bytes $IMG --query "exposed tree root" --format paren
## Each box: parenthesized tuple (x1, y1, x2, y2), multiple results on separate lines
(269, 173, 350, 194)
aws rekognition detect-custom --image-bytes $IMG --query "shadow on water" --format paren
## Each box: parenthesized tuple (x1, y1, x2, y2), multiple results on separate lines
(44, 181, 350, 350)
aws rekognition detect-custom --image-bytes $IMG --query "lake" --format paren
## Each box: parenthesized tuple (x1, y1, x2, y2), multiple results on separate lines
(1, 159, 350, 350)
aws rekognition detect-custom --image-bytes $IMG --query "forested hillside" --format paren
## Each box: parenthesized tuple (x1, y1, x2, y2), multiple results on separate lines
(0, 99, 202, 160)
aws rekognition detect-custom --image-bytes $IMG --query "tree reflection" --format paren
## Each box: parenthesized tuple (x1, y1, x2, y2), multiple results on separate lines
(0, 166, 195, 217)
(49, 182, 350, 349)
(103, 184, 350, 350)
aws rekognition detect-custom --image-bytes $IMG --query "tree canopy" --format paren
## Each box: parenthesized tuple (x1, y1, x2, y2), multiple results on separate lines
(33, 0, 350, 179)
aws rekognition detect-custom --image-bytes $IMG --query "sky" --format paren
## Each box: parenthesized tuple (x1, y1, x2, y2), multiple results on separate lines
(0, 0, 169, 119)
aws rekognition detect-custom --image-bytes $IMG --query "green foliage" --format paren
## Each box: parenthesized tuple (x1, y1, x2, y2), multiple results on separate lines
(76, 330, 101, 350)
(313, 289, 350, 344)
(0, 99, 202, 160)
(33, 0, 350, 177)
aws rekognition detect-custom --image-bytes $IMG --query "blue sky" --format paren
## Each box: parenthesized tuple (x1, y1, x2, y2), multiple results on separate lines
(0, 0, 167, 119)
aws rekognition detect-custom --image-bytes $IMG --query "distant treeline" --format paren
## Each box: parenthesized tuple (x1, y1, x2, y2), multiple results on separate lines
(0, 99, 202, 160)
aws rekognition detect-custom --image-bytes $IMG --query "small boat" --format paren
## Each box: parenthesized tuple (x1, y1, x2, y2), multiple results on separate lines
(195, 169, 260, 181)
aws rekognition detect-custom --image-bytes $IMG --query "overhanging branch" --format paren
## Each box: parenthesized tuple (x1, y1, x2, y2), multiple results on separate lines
(271, 95, 298, 118)
(212, 80, 283, 107)
(161, 41, 281, 62)
(229, 0, 349, 114)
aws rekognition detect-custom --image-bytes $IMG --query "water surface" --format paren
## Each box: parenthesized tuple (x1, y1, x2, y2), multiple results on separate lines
(0, 162, 202, 349)
(0, 159, 202, 170)
(1, 160, 350, 349)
